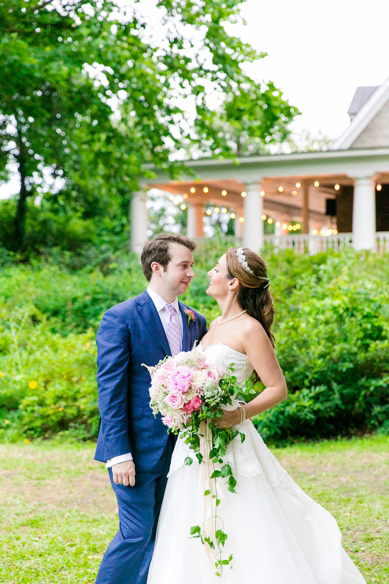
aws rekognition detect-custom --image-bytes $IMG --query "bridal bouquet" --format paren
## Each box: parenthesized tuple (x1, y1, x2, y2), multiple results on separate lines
(144, 346, 247, 575)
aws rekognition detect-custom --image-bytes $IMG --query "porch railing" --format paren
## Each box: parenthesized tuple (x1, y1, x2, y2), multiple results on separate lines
(264, 232, 389, 254)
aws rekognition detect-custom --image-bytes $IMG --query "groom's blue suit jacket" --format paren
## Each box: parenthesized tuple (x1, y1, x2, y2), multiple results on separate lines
(95, 290, 207, 472)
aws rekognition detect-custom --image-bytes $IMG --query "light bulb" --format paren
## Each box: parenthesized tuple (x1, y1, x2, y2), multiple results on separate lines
(292, 190, 298, 196)
(203, 187, 209, 193)
(268, 218, 273, 224)
(215, 207, 220, 214)
(296, 182, 301, 188)
(261, 214, 267, 220)
(222, 190, 227, 196)
(241, 191, 246, 197)
(314, 181, 320, 187)
(276, 221, 281, 227)
(231, 212, 236, 219)
(377, 184, 382, 191)
(334, 184, 340, 191)
(190, 187, 196, 193)
(260, 190, 265, 197)
(239, 217, 244, 223)
(278, 186, 284, 193)
(180, 204, 186, 210)
(222, 207, 227, 214)
(206, 209, 212, 216)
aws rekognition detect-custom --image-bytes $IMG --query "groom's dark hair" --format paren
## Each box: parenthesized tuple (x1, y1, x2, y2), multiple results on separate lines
(141, 233, 196, 281)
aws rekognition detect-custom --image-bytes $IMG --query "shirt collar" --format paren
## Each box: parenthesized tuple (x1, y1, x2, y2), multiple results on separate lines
(147, 285, 180, 314)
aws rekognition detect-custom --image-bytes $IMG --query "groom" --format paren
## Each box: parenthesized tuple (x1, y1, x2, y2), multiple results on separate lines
(94, 233, 207, 584)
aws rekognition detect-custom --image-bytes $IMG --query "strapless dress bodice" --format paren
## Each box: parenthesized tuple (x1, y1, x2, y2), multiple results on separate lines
(197, 342, 254, 384)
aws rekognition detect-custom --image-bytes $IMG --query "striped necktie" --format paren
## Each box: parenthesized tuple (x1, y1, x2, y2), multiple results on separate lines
(165, 304, 181, 356)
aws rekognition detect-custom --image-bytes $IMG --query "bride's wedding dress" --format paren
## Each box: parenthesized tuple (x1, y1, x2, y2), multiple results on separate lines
(147, 343, 366, 584)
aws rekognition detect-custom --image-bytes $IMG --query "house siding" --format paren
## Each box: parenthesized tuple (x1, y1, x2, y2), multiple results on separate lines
(350, 99, 389, 148)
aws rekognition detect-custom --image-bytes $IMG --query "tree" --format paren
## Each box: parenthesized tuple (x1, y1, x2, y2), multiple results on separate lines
(0, 0, 298, 250)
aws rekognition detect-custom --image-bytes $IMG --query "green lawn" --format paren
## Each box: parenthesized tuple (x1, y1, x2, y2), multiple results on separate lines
(1, 435, 388, 583)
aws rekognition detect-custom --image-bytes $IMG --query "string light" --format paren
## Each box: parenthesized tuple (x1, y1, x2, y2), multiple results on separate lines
(168, 195, 174, 201)
(206, 209, 212, 216)
(282, 224, 288, 230)
(203, 187, 209, 193)
(292, 190, 298, 196)
(334, 184, 340, 191)
(241, 191, 246, 197)
(296, 182, 301, 188)
(314, 181, 320, 187)
(222, 207, 228, 214)
(183, 193, 188, 199)
(222, 190, 227, 196)
(276, 221, 281, 227)
(278, 186, 284, 193)
(261, 214, 267, 220)
(287, 225, 293, 231)
(377, 184, 382, 191)
(268, 218, 273, 224)
(190, 187, 196, 193)
(231, 212, 236, 219)
(239, 217, 245, 223)
(260, 190, 265, 197)
(313, 229, 318, 235)
(214, 207, 220, 214)
(296, 223, 301, 229)
(180, 204, 187, 210)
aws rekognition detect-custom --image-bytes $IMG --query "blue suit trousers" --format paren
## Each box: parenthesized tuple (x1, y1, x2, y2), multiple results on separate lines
(95, 437, 174, 584)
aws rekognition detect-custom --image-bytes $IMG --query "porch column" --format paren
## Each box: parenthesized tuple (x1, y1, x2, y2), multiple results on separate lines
(352, 175, 376, 251)
(234, 212, 244, 239)
(130, 188, 148, 253)
(243, 180, 264, 251)
(187, 203, 204, 239)
(302, 179, 309, 234)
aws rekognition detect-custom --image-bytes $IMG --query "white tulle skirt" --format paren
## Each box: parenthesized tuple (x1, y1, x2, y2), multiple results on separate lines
(147, 421, 366, 584)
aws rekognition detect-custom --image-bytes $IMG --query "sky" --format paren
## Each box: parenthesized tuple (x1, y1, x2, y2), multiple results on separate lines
(2, 0, 389, 199)
(235, 0, 389, 139)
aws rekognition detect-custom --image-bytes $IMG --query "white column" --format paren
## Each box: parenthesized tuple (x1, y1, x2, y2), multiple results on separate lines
(187, 204, 204, 238)
(130, 188, 148, 254)
(234, 212, 244, 239)
(243, 181, 264, 251)
(352, 175, 376, 251)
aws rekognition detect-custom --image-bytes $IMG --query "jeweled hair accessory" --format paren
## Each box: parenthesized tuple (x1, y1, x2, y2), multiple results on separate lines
(235, 248, 270, 288)
(236, 247, 254, 274)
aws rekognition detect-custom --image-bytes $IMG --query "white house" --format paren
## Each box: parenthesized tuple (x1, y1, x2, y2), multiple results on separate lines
(132, 78, 389, 253)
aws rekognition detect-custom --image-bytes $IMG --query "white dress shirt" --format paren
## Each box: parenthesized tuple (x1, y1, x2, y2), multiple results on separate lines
(106, 286, 184, 468)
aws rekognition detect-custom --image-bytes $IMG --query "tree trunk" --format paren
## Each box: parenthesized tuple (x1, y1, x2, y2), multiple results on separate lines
(12, 134, 30, 251)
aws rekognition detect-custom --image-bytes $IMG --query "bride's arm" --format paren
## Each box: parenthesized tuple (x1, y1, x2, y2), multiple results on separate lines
(216, 320, 287, 428)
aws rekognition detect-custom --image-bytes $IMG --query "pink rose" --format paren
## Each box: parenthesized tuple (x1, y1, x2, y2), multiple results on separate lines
(167, 366, 193, 393)
(164, 391, 185, 409)
(203, 368, 219, 384)
(161, 359, 177, 372)
(153, 370, 170, 386)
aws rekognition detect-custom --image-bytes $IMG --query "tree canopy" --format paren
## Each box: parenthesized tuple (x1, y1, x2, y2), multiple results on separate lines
(0, 0, 299, 250)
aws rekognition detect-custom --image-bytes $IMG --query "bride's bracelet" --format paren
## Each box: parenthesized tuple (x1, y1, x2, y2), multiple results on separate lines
(237, 403, 246, 424)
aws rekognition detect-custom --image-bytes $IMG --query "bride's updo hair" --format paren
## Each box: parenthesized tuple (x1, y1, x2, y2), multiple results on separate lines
(226, 248, 275, 347)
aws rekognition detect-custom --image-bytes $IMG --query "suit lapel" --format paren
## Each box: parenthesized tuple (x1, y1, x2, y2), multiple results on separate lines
(137, 291, 171, 356)
(179, 302, 191, 352)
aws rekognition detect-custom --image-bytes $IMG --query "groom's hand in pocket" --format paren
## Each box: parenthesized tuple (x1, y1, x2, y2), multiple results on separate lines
(113, 460, 136, 487)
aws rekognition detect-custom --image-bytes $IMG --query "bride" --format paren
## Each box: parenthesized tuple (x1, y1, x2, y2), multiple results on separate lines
(147, 247, 366, 584)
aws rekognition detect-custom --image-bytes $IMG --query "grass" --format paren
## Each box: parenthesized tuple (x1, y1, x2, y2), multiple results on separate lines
(0, 435, 388, 583)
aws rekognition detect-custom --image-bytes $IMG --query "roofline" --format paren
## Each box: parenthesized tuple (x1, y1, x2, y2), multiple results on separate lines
(144, 147, 389, 171)
(332, 77, 389, 150)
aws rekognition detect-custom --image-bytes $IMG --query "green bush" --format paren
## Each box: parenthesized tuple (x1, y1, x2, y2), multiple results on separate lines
(0, 242, 388, 443)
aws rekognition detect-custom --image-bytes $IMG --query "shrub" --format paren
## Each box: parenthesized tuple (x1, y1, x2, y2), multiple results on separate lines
(0, 243, 388, 442)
